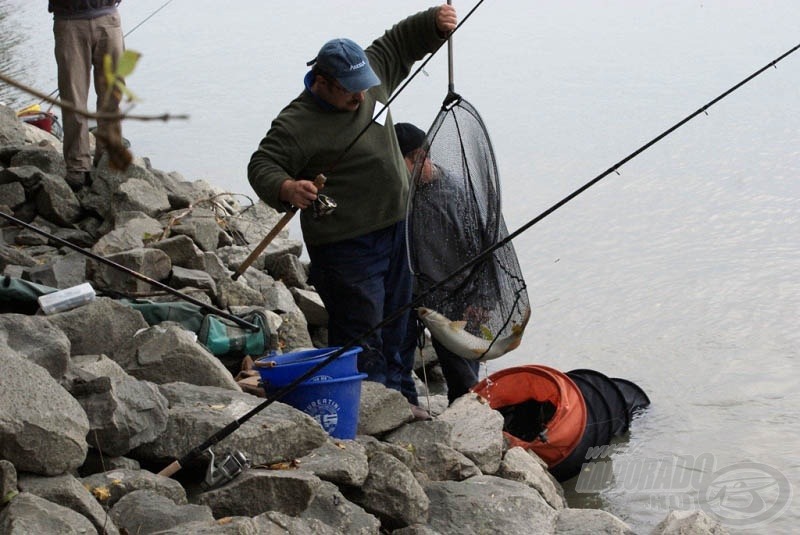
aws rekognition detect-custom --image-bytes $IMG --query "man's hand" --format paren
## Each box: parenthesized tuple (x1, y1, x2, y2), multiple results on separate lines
(279, 179, 318, 210)
(436, 4, 457, 34)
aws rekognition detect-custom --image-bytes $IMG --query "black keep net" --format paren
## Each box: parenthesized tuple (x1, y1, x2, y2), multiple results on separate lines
(405, 94, 529, 362)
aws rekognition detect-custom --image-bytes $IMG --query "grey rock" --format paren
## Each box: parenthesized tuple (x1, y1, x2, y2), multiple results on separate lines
(81, 468, 188, 508)
(301, 479, 381, 535)
(113, 178, 172, 218)
(113, 324, 239, 389)
(425, 475, 558, 535)
(0, 313, 71, 379)
(0, 460, 18, 505)
(385, 420, 480, 482)
(267, 253, 308, 289)
(169, 265, 217, 296)
(0, 350, 89, 475)
(111, 489, 214, 535)
(499, 446, 567, 510)
(347, 451, 429, 530)
(23, 250, 87, 289)
(298, 439, 370, 486)
(133, 382, 328, 467)
(9, 144, 65, 177)
(276, 310, 314, 352)
(35, 172, 82, 225)
(91, 211, 164, 256)
(17, 473, 121, 535)
(358, 380, 415, 436)
(291, 287, 328, 326)
(555, 508, 636, 534)
(0, 105, 29, 147)
(0, 181, 25, 208)
(88, 247, 172, 294)
(47, 297, 148, 358)
(438, 394, 504, 474)
(195, 469, 321, 518)
(651, 510, 730, 535)
(151, 234, 206, 270)
(71, 376, 169, 457)
(168, 207, 222, 251)
(0, 492, 98, 535)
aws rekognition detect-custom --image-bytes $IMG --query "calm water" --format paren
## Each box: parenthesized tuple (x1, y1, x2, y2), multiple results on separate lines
(2, 1, 798, 532)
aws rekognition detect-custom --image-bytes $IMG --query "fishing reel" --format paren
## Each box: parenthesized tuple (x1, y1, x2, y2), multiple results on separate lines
(312, 193, 337, 219)
(202, 449, 250, 490)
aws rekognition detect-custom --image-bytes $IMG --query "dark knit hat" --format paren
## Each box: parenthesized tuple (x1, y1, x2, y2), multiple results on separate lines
(394, 123, 426, 157)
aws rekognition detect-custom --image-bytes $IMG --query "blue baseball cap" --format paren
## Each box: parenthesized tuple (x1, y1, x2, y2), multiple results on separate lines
(307, 38, 381, 92)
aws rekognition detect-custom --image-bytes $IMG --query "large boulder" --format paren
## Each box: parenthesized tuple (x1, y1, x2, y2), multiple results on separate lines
(0, 351, 89, 475)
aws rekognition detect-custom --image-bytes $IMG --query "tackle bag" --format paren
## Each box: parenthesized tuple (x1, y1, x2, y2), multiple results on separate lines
(197, 309, 270, 360)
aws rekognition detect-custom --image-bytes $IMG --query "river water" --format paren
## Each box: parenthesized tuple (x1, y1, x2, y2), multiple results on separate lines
(2, 1, 798, 533)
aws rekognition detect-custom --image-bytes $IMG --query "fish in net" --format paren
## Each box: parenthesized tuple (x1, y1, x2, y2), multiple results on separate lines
(405, 94, 530, 362)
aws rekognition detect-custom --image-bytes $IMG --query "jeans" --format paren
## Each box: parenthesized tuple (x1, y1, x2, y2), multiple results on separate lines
(308, 222, 417, 404)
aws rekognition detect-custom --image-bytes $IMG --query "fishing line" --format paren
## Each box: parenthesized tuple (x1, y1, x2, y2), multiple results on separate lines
(41, 0, 178, 102)
(160, 17, 799, 477)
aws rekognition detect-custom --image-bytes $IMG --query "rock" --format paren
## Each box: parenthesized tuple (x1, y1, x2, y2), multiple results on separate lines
(70, 375, 169, 457)
(358, 380, 415, 436)
(385, 420, 480, 482)
(87, 247, 172, 294)
(498, 446, 567, 510)
(651, 510, 730, 535)
(297, 439, 370, 487)
(292, 286, 328, 326)
(110, 489, 213, 535)
(132, 382, 328, 467)
(0, 350, 89, 475)
(301, 479, 381, 535)
(46, 297, 148, 359)
(346, 451, 429, 530)
(438, 394, 504, 474)
(113, 324, 239, 390)
(0, 314, 71, 379)
(425, 475, 558, 534)
(195, 468, 321, 518)
(17, 473, 121, 535)
(81, 468, 188, 508)
(555, 508, 635, 534)
(0, 492, 98, 534)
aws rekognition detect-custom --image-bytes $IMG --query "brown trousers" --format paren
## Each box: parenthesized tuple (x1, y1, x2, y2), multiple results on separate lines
(53, 12, 124, 174)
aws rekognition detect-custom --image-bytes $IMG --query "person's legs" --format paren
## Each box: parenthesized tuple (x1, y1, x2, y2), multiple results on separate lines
(381, 222, 415, 404)
(308, 228, 393, 388)
(54, 18, 92, 178)
(90, 12, 124, 166)
(433, 337, 480, 404)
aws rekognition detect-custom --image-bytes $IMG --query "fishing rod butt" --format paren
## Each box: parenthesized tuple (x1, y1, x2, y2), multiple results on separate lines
(157, 460, 182, 478)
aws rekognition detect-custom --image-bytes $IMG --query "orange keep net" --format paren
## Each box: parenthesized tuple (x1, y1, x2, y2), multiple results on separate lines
(472, 364, 587, 468)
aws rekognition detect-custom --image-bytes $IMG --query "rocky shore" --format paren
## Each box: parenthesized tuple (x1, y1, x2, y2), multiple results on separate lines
(0, 104, 727, 534)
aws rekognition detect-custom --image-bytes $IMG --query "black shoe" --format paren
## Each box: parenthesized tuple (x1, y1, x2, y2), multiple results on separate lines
(65, 170, 91, 191)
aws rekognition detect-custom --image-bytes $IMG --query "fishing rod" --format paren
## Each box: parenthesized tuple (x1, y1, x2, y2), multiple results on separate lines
(159, 38, 800, 478)
(0, 211, 259, 330)
(159, 0, 490, 477)
(234, 0, 486, 277)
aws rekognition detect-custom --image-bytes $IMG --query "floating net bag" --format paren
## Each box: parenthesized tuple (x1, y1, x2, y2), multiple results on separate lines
(406, 93, 529, 362)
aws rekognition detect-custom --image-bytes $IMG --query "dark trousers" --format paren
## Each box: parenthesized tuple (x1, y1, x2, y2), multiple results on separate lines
(308, 222, 417, 404)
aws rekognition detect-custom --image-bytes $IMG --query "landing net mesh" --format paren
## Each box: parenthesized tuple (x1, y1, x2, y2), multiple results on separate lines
(406, 95, 529, 358)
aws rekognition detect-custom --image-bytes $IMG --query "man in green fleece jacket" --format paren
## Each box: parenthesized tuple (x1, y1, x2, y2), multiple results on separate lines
(248, 5, 456, 417)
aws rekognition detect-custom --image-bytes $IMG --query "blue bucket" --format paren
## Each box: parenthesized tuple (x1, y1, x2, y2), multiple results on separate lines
(270, 373, 368, 439)
(255, 346, 361, 389)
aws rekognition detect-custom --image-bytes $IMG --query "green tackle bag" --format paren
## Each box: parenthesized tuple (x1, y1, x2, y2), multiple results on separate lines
(197, 309, 270, 359)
